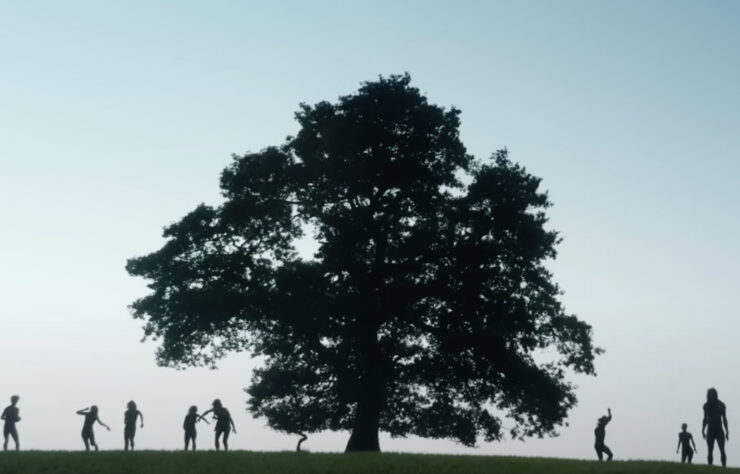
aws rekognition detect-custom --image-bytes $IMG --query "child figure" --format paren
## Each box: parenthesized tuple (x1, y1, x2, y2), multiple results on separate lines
(77, 405, 110, 451)
(677, 423, 697, 463)
(124, 401, 144, 451)
(1, 395, 21, 451)
(183, 405, 209, 451)
(201, 399, 237, 451)
(594, 408, 613, 461)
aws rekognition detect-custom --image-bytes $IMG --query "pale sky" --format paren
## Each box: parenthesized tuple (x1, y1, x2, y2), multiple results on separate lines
(1, 0, 740, 464)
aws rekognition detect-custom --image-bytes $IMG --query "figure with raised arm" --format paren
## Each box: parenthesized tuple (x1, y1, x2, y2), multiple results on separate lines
(677, 423, 697, 463)
(201, 399, 237, 451)
(183, 405, 209, 451)
(77, 405, 110, 451)
(1, 395, 21, 451)
(703, 387, 729, 467)
(123, 400, 144, 451)
(594, 408, 613, 461)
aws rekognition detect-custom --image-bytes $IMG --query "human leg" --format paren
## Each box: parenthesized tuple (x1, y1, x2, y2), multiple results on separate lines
(717, 434, 727, 467)
(707, 435, 716, 465)
(222, 429, 230, 451)
(10, 427, 18, 451)
(602, 444, 613, 461)
(595, 444, 603, 461)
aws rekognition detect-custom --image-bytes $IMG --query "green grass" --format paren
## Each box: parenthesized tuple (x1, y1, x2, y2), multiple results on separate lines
(0, 451, 734, 474)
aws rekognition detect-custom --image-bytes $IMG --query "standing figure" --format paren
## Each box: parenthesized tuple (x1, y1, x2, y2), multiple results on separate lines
(123, 401, 144, 451)
(703, 387, 729, 467)
(201, 399, 237, 451)
(677, 423, 697, 463)
(594, 408, 613, 461)
(1, 395, 21, 451)
(77, 405, 110, 451)
(183, 405, 209, 451)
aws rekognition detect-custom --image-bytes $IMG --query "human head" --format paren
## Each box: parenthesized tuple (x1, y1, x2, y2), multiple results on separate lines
(681, 423, 687, 431)
(189, 405, 197, 413)
(90, 405, 98, 414)
(212, 399, 222, 409)
(10, 395, 19, 405)
(707, 388, 719, 402)
(127, 400, 137, 410)
(598, 416, 609, 426)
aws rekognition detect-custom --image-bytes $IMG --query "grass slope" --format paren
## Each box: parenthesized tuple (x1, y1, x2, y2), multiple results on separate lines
(0, 452, 734, 474)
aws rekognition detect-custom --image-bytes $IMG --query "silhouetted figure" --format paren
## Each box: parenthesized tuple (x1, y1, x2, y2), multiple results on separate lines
(123, 400, 144, 451)
(77, 405, 110, 451)
(1, 395, 21, 451)
(703, 387, 729, 467)
(594, 408, 613, 461)
(183, 405, 209, 451)
(677, 423, 697, 463)
(201, 399, 236, 451)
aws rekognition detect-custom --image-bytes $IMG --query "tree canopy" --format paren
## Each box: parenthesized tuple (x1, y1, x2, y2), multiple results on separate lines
(126, 74, 599, 452)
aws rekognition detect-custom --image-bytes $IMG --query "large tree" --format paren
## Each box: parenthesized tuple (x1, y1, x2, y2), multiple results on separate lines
(127, 74, 599, 452)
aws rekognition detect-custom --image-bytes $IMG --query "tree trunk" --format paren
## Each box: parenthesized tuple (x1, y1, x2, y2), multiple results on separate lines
(345, 318, 384, 452)
(345, 397, 381, 452)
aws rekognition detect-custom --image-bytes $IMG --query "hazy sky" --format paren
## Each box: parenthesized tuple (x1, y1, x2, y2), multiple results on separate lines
(1, 0, 739, 463)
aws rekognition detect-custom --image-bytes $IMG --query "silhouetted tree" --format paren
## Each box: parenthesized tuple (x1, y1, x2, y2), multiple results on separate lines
(127, 74, 600, 452)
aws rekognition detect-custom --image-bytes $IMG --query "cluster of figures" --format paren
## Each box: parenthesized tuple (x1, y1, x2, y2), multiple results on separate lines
(2, 397, 236, 452)
(596, 388, 730, 467)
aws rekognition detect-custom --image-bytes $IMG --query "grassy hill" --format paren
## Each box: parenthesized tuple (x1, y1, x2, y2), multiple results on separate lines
(0, 451, 734, 474)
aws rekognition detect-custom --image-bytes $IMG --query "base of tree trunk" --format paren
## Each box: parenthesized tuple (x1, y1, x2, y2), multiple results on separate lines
(345, 427, 381, 452)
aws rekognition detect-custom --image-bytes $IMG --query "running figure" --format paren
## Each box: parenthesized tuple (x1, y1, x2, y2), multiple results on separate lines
(1, 395, 21, 451)
(123, 401, 144, 451)
(594, 408, 613, 461)
(77, 406, 110, 451)
(183, 405, 209, 451)
(201, 399, 237, 451)
(703, 387, 729, 467)
(676, 423, 697, 463)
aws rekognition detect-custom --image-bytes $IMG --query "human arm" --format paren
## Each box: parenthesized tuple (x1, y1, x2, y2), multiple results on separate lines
(605, 408, 612, 425)
(723, 410, 729, 441)
(231, 418, 237, 433)
(197, 414, 210, 424)
(676, 435, 681, 454)
(1, 408, 6, 421)
(77, 408, 89, 416)
(97, 417, 111, 431)
(691, 434, 697, 452)
(139, 411, 144, 428)
(703, 407, 708, 439)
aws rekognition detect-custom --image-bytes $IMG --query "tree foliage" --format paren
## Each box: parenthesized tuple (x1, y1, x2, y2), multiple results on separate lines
(127, 74, 599, 451)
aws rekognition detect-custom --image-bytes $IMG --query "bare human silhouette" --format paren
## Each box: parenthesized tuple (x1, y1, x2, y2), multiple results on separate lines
(77, 405, 110, 451)
(1, 395, 21, 451)
(201, 399, 236, 451)
(703, 387, 729, 467)
(183, 405, 209, 451)
(677, 423, 697, 463)
(594, 408, 613, 461)
(123, 400, 144, 451)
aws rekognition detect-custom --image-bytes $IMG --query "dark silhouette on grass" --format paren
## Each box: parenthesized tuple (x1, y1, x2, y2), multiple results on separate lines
(77, 406, 110, 451)
(183, 405, 209, 451)
(123, 400, 144, 451)
(594, 408, 613, 461)
(201, 399, 236, 451)
(703, 387, 728, 467)
(127, 73, 601, 452)
(677, 423, 697, 463)
(296, 432, 308, 452)
(2, 395, 21, 451)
